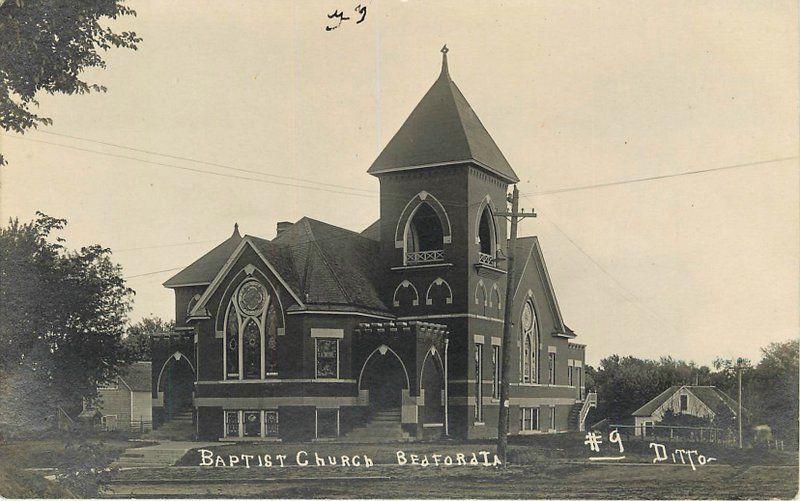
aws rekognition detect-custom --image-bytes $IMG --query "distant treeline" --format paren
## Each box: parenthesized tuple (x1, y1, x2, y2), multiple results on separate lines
(586, 339, 798, 443)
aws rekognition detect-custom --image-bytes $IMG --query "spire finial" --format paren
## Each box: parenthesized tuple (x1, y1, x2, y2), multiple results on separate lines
(440, 44, 450, 78)
(233, 222, 240, 237)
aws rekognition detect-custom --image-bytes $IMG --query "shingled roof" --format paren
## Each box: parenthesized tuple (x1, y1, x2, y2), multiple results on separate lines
(632, 385, 740, 417)
(368, 48, 519, 183)
(118, 362, 151, 392)
(271, 218, 388, 313)
(163, 225, 243, 288)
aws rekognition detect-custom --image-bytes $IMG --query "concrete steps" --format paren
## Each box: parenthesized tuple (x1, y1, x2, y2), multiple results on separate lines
(340, 409, 412, 443)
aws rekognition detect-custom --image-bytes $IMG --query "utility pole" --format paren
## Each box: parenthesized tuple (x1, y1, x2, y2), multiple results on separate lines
(496, 185, 536, 463)
(737, 362, 743, 449)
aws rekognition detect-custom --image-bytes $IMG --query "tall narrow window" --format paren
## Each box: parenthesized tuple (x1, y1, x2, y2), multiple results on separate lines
(492, 345, 501, 399)
(242, 320, 261, 379)
(548, 352, 556, 384)
(520, 301, 537, 383)
(243, 410, 260, 437)
(478, 204, 496, 259)
(474, 343, 484, 422)
(316, 339, 339, 379)
(264, 410, 279, 437)
(225, 410, 239, 437)
(265, 302, 278, 375)
(224, 279, 280, 380)
(680, 394, 688, 412)
(225, 304, 239, 379)
(550, 406, 557, 431)
(520, 408, 539, 431)
(568, 364, 574, 387)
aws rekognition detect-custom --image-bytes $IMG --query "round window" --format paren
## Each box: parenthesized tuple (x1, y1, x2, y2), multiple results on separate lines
(238, 281, 266, 315)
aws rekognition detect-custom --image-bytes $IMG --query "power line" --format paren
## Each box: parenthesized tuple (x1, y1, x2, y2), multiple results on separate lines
(125, 267, 184, 279)
(115, 239, 220, 252)
(34, 130, 375, 194)
(523, 156, 798, 197)
(4, 134, 378, 199)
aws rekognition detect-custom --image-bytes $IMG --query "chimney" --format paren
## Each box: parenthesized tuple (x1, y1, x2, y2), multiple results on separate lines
(276, 221, 293, 237)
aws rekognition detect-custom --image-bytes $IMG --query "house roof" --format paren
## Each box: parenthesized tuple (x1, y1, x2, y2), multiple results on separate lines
(367, 49, 519, 183)
(118, 362, 152, 392)
(632, 385, 740, 417)
(163, 225, 243, 288)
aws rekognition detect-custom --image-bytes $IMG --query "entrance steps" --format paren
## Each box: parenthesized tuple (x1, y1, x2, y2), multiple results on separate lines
(142, 410, 195, 441)
(339, 409, 412, 443)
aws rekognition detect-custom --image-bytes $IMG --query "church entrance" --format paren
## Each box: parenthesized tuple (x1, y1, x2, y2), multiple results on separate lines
(420, 351, 444, 426)
(359, 346, 409, 414)
(158, 353, 195, 420)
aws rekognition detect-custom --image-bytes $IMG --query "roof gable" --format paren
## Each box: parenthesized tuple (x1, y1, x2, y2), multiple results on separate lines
(512, 236, 570, 336)
(368, 51, 519, 183)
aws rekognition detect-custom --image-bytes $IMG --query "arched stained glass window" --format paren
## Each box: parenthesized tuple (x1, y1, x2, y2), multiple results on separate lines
(520, 301, 538, 383)
(265, 302, 278, 375)
(224, 279, 281, 380)
(226, 303, 240, 379)
(242, 319, 261, 379)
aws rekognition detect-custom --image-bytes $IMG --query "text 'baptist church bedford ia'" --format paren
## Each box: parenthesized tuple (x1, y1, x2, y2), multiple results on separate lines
(152, 49, 594, 442)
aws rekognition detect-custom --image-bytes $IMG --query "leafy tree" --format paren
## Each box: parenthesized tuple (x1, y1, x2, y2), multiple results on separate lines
(747, 340, 799, 443)
(0, 212, 133, 436)
(123, 316, 174, 361)
(0, 0, 140, 165)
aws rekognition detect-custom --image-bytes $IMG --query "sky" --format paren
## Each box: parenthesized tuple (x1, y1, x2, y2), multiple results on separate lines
(1, 0, 797, 366)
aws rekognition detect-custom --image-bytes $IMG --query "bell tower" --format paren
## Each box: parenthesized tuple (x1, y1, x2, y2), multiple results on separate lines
(368, 46, 519, 318)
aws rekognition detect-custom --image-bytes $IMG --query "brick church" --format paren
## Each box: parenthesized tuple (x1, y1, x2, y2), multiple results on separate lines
(153, 48, 592, 442)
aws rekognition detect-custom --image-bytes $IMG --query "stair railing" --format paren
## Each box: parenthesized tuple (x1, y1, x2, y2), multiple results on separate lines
(578, 392, 597, 432)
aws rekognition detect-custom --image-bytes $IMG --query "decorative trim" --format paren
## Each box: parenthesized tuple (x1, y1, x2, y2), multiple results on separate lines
(394, 191, 453, 248)
(357, 345, 410, 391)
(393, 280, 420, 307)
(310, 328, 344, 339)
(197, 378, 356, 384)
(197, 396, 364, 407)
(391, 263, 453, 271)
(490, 337, 502, 346)
(425, 277, 453, 306)
(373, 159, 518, 184)
(286, 310, 394, 320)
(473, 334, 485, 344)
(397, 313, 504, 324)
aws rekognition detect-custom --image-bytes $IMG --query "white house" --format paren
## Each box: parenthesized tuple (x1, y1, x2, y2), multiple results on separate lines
(632, 385, 739, 436)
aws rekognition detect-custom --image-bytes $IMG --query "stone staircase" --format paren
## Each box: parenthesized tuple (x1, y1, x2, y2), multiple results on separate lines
(339, 408, 412, 443)
(141, 409, 195, 441)
(109, 441, 201, 469)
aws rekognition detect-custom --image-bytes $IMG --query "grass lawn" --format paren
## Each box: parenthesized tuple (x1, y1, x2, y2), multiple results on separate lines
(0, 434, 154, 469)
(0, 460, 74, 498)
(102, 463, 799, 498)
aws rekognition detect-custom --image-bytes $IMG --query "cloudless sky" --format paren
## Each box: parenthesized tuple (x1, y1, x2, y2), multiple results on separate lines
(1, 0, 797, 366)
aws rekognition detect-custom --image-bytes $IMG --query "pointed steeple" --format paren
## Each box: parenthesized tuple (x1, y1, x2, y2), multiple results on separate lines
(232, 222, 240, 237)
(368, 46, 519, 183)
(440, 44, 450, 80)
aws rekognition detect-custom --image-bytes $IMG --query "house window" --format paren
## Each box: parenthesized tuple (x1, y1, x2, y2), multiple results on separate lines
(548, 352, 556, 384)
(520, 407, 538, 431)
(315, 338, 339, 379)
(101, 414, 118, 431)
(492, 345, 501, 399)
(474, 342, 483, 423)
(225, 410, 240, 437)
(576, 366, 583, 398)
(478, 204, 496, 258)
(520, 301, 538, 383)
(224, 410, 280, 438)
(316, 408, 339, 438)
(224, 279, 280, 380)
(680, 394, 688, 412)
(550, 406, 557, 430)
(243, 410, 260, 437)
(264, 410, 279, 437)
(405, 202, 444, 264)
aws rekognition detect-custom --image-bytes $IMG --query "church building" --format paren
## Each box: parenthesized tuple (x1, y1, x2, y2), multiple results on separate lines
(154, 48, 593, 441)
